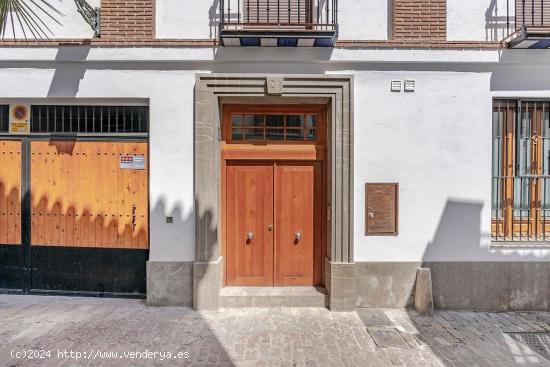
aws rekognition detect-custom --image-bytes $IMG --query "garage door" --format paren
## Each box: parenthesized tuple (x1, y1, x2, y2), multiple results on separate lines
(0, 105, 149, 297)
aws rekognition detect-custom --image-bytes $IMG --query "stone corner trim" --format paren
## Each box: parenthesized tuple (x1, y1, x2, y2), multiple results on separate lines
(146, 261, 193, 307)
(393, 0, 447, 41)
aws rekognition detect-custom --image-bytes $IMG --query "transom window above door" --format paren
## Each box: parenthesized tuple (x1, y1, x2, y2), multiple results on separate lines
(231, 113, 318, 142)
(223, 105, 325, 143)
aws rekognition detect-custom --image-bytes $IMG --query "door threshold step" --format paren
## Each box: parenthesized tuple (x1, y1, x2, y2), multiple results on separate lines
(220, 286, 328, 308)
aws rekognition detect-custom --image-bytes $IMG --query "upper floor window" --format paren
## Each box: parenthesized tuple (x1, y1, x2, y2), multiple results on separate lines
(219, 0, 338, 47)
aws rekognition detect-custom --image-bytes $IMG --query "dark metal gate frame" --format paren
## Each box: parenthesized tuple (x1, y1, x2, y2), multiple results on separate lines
(0, 133, 149, 298)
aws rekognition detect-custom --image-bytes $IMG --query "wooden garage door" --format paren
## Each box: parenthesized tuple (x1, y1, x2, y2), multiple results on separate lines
(0, 140, 21, 246)
(30, 141, 148, 249)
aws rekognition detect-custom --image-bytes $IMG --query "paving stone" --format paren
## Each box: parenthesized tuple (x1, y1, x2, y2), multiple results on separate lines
(0, 295, 550, 366)
(367, 328, 410, 349)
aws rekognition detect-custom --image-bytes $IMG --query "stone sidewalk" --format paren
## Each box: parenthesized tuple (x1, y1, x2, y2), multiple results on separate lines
(0, 295, 549, 366)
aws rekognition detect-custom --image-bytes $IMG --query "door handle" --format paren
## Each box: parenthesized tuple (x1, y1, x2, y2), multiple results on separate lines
(246, 232, 254, 241)
(295, 232, 301, 241)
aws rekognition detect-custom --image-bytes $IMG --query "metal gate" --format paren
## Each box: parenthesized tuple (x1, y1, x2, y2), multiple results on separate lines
(0, 105, 149, 297)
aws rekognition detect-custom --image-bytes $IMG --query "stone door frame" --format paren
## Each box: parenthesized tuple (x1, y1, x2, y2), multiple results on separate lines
(193, 74, 356, 310)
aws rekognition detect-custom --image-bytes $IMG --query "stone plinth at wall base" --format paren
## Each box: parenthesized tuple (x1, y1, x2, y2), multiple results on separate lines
(193, 257, 223, 310)
(415, 267, 434, 316)
(325, 258, 357, 311)
(146, 261, 193, 307)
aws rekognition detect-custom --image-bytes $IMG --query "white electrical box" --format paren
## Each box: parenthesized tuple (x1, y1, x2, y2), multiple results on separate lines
(391, 80, 402, 92)
(404, 80, 416, 92)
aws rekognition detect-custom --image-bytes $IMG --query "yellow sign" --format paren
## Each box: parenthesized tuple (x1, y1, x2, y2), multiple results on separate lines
(10, 122, 30, 133)
(9, 104, 30, 134)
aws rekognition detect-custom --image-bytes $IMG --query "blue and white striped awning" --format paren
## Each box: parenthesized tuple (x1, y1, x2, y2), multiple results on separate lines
(220, 30, 337, 47)
(508, 28, 550, 49)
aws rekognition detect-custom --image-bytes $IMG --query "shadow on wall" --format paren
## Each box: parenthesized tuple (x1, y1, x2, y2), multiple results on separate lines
(485, 0, 515, 41)
(492, 50, 550, 92)
(149, 197, 194, 261)
(47, 46, 91, 98)
(209, 0, 220, 39)
(419, 199, 549, 311)
(423, 199, 486, 262)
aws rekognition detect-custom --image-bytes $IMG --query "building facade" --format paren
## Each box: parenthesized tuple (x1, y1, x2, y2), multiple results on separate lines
(0, 0, 549, 311)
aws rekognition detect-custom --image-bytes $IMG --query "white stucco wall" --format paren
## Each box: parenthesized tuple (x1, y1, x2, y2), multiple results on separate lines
(156, 0, 217, 39)
(447, 0, 514, 41)
(352, 70, 496, 262)
(1, 0, 100, 39)
(338, 0, 388, 40)
(351, 66, 550, 263)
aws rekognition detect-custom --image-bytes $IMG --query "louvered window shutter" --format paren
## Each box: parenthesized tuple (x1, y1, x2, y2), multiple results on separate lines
(244, 0, 311, 24)
(516, 0, 550, 28)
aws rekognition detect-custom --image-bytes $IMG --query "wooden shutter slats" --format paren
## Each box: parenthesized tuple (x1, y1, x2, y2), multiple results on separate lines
(516, 0, 550, 29)
(244, 0, 311, 24)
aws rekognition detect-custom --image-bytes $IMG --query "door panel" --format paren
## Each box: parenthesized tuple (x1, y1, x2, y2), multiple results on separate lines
(274, 162, 321, 286)
(0, 140, 23, 290)
(27, 140, 149, 295)
(30, 141, 148, 249)
(226, 162, 274, 286)
(0, 140, 22, 246)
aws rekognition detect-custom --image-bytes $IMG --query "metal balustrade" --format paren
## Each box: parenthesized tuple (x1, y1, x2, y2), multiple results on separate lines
(504, 0, 550, 48)
(219, 0, 338, 47)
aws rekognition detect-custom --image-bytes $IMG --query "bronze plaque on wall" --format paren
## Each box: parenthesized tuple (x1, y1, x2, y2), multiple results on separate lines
(365, 183, 399, 236)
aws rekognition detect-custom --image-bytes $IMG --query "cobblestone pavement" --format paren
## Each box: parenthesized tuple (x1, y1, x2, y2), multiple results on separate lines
(0, 295, 549, 367)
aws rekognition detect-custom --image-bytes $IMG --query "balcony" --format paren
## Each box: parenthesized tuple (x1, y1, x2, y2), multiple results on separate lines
(508, 0, 550, 48)
(219, 0, 338, 47)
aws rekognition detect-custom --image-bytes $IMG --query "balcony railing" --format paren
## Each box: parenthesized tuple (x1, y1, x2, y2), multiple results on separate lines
(506, 0, 550, 48)
(219, 0, 338, 47)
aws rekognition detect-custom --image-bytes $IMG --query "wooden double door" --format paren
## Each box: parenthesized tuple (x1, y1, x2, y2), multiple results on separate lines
(226, 161, 322, 286)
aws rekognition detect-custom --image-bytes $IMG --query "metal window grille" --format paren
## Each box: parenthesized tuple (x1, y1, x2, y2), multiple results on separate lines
(0, 106, 8, 132)
(492, 99, 550, 242)
(29, 106, 149, 134)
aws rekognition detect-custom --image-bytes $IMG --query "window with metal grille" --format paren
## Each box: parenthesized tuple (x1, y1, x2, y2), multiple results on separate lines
(0, 105, 8, 132)
(230, 113, 318, 142)
(492, 99, 550, 242)
(30, 106, 149, 134)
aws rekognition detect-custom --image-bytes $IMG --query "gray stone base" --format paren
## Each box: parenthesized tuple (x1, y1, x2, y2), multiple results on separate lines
(356, 262, 420, 308)
(325, 259, 357, 311)
(356, 261, 550, 311)
(146, 261, 193, 307)
(193, 257, 222, 310)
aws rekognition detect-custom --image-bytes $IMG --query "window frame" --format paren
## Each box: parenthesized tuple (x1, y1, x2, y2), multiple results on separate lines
(222, 104, 326, 145)
(492, 99, 550, 243)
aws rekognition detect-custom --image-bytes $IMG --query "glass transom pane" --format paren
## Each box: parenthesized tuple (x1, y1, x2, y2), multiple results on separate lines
(230, 113, 319, 142)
